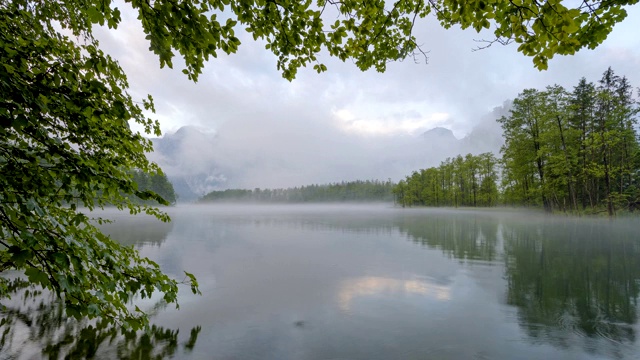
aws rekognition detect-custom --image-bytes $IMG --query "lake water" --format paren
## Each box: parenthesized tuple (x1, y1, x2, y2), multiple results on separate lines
(2, 205, 640, 359)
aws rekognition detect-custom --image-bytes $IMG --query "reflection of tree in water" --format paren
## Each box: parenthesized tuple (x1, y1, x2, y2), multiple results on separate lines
(0, 277, 200, 359)
(99, 214, 174, 247)
(503, 219, 640, 352)
(396, 213, 500, 262)
(394, 212, 640, 354)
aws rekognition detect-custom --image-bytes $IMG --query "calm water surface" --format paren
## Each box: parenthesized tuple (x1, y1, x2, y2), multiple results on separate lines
(2, 205, 640, 359)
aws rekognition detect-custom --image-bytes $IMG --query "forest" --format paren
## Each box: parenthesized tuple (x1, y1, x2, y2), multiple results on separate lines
(393, 153, 500, 208)
(199, 180, 395, 203)
(394, 68, 640, 215)
(130, 170, 177, 205)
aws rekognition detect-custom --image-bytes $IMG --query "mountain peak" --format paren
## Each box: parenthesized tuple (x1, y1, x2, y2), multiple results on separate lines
(422, 127, 456, 140)
(169, 125, 215, 139)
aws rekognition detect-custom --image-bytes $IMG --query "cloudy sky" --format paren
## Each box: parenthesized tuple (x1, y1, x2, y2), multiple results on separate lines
(94, 3, 640, 189)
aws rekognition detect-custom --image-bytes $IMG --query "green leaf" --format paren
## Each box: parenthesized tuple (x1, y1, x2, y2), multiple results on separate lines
(9, 248, 32, 266)
(25, 268, 49, 287)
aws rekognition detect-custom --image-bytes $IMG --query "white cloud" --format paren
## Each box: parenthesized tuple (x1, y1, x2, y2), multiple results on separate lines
(333, 107, 452, 136)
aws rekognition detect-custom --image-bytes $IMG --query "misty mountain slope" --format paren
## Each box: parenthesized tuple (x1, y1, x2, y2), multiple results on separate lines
(459, 102, 510, 154)
(419, 103, 509, 160)
(148, 126, 227, 202)
(422, 126, 457, 139)
(147, 106, 507, 202)
(420, 127, 461, 160)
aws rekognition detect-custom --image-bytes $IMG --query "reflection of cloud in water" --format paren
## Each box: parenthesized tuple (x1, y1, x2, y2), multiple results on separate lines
(337, 276, 450, 312)
(97, 214, 174, 247)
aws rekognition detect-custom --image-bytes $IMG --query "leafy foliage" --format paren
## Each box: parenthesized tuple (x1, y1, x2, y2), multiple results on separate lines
(433, 0, 638, 69)
(131, 170, 178, 205)
(137, 0, 638, 75)
(0, 277, 201, 358)
(0, 2, 198, 332)
(13, 0, 633, 84)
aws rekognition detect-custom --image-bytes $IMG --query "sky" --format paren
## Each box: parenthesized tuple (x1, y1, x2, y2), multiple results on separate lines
(93, 3, 640, 190)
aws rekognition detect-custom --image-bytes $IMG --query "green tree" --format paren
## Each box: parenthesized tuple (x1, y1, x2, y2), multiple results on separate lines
(147, 172, 177, 205)
(477, 153, 499, 206)
(129, 169, 177, 205)
(570, 77, 598, 209)
(394, 153, 498, 208)
(393, 180, 408, 208)
(499, 89, 550, 209)
(539, 84, 578, 212)
(592, 68, 640, 215)
(199, 180, 394, 203)
(500, 69, 639, 214)
(0, 3, 198, 332)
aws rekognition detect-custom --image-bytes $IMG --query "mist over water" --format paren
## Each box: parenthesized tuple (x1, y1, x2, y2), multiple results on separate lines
(3, 205, 640, 359)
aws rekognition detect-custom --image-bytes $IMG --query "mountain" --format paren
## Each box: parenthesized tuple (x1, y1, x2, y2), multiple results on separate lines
(421, 127, 460, 158)
(460, 102, 509, 154)
(147, 105, 508, 202)
(418, 106, 507, 160)
(148, 126, 227, 202)
(422, 126, 457, 140)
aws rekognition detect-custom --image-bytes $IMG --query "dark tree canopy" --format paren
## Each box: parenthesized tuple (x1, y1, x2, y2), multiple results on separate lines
(14, 0, 637, 81)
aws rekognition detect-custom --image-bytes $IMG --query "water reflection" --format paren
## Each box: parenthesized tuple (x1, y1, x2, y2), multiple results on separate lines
(337, 276, 451, 312)
(502, 219, 640, 352)
(1, 212, 187, 359)
(396, 212, 500, 262)
(3, 206, 640, 359)
(400, 212, 640, 356)
(0, 277, 200, 359)
(99, 213, 174, 247)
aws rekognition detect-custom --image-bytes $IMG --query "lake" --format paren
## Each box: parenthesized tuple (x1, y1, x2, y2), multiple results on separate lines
(2, 205, 640, 359)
